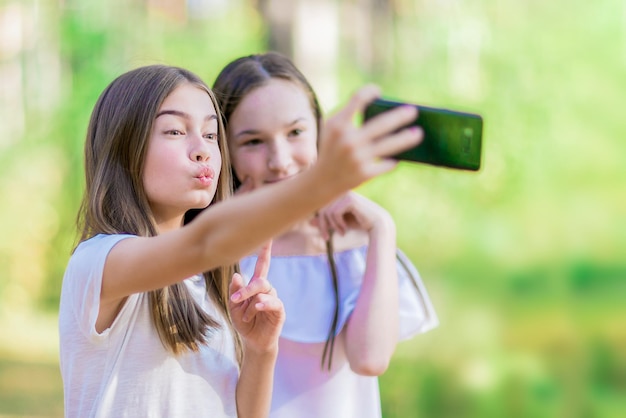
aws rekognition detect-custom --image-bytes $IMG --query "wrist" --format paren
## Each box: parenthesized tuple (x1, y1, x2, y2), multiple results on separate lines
(369, 213, 396, 237)
(242, 342, 279, 361)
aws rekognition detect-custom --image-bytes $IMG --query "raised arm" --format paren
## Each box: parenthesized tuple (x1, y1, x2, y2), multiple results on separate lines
(316, 191, 400, 375)
(101, 85, 420, 312)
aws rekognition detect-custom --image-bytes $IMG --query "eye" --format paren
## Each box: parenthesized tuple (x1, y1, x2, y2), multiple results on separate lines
(204, 133, 219, 141)
(288, 128, 303, 137)
(165, 129, 184, 136)
(242, 138, 263, 146)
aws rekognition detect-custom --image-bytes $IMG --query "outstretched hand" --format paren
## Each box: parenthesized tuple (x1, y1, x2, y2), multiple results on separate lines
(313, 85, 422, 193)
(229, 241, 284, 353)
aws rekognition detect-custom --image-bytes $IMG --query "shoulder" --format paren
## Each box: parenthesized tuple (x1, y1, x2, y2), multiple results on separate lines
(67, 234, 136, 278)
(76, 233, 136, 249)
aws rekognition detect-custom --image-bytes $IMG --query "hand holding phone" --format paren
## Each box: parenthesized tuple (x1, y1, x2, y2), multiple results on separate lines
(363, 98, 483, 171)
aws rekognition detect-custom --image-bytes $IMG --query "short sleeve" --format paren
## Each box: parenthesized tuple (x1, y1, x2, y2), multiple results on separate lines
(61, 234, 136, 342)
(396, 249, 439, 340)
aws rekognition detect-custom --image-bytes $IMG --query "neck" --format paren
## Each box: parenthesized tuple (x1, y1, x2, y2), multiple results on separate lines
(272, 221, 327, 256)
(155, 215, 184, 234)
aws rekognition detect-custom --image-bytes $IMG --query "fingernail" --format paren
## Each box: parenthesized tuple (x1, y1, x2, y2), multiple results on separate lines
(231, 292, 241, 302)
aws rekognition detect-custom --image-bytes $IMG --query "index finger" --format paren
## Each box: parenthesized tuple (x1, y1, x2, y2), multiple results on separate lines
(251, 240, 272, 282)
(230, 241, 273, 303)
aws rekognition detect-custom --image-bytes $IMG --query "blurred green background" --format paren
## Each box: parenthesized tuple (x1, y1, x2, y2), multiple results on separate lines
(0, 0, 624, 417)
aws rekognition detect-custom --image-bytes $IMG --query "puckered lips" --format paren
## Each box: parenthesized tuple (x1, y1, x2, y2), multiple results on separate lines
(194, 166, 216, 187)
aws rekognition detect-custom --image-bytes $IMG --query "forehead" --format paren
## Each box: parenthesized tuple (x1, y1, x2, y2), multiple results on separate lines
(230, 79, 315, 129)
(159, 83, 216, 115)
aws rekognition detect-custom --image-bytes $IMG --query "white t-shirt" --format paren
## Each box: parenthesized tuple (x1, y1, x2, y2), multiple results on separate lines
(239, 246, 438, 418)
(59, 234, 239, 418)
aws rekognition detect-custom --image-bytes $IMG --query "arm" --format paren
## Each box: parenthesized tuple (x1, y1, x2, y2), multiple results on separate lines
(236, 348, 278, 418)
(317, 191, 399, 376)
(101, 86, 421, 314)
(229, 242, 283, 418)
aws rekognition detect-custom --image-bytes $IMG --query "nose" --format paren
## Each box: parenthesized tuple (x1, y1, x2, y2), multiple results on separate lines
(190, 134, 212, 162)
(268, 140, 293, 172)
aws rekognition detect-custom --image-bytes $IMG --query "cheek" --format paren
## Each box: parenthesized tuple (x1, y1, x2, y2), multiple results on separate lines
(144, 144, 177, 177)
(143, 154, 174, 201)
(213, 149, 223, 177)
(232, 150, 265, 180)
(143, 147, 169, 185)
(296, 139, 319, 166)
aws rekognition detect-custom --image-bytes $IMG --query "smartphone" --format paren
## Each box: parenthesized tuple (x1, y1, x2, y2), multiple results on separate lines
(363, 98, 483, 171)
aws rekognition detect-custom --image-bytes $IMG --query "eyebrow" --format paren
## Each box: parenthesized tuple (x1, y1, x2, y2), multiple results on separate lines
(156, 110, 217, 122)
(234, 117, 307, 138)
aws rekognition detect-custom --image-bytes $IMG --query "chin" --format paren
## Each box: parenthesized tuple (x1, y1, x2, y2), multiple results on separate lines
(187, 198, 213, 212)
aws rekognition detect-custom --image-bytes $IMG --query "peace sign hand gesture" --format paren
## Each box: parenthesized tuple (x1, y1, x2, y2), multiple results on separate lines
(229, 240, 284, 353)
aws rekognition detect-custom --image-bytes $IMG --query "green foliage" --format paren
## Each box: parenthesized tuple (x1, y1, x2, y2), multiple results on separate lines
(0, 0, 624, 417)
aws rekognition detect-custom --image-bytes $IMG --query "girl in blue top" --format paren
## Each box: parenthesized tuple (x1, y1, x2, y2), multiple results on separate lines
(213, 52, 439, 418)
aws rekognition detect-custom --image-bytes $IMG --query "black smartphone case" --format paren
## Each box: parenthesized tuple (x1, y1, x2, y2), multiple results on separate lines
(364, 98, 483, 171)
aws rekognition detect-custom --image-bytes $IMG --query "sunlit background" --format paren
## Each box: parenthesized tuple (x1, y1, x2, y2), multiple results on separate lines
(0, 0, 624, 417)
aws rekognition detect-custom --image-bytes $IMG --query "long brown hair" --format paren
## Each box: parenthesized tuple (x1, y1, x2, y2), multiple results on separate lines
(76, 64, 242, 360)
(213, 52, 339, 370)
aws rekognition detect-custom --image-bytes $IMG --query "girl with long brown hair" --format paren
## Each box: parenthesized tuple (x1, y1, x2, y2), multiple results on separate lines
(213, 52, 439, 418)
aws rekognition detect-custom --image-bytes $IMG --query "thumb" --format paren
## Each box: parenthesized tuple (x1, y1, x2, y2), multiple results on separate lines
(229, 272, 245, 302)
(235, 176, 255, 195)
(334, 84, 381, 124)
